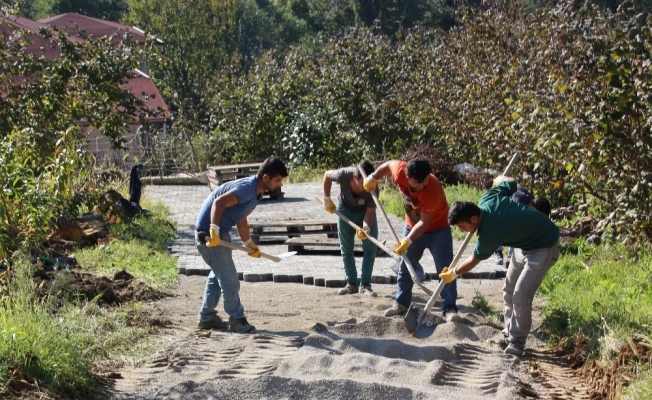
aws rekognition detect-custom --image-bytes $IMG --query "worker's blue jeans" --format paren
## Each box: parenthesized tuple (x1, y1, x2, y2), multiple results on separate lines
(395, 225, 456, 313)
(196, 231, 245, 322)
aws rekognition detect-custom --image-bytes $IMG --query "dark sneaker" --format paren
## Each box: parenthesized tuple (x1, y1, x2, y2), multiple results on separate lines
(338, 283, 359, 295)
(197, 315, 229, 330)
(229, 317, 256, 334)
(360, 285, 378, 297)
(495, 252, 504, 266)
(504, 342, 524, 356)
(384, 301, 408, 317)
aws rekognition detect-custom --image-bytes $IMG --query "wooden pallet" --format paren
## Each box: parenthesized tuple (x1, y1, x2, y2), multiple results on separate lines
(249, 219, 337, 244)
(285, 237, 353, 252)
(208, 162, 262, 188)
(285, 237, 386, 256)
(207, 162, 284, 199)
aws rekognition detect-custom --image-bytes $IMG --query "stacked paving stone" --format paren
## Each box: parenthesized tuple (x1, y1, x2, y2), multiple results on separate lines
(146, 182, 506, 288)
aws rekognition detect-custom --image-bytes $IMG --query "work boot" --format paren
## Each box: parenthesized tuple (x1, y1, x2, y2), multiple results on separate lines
(504, 342, 524, 356)
(197, 314, 230, 330)
(360, 285, 378, 297)
(229, 317, 256, 334)
(337, 283, 359, 295)
(384, 301, 408, 317)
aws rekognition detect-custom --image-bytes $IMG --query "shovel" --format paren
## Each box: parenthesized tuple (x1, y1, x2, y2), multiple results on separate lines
(405, 232, 473, 337)
(203, 235, 297, 263)
(357, 166, 432, 296)
(314, 195, 434, 296)
(404, 152, 521, 338)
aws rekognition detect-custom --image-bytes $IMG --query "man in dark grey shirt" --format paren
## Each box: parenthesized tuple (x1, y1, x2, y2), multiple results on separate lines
(323, 161, 379, 296)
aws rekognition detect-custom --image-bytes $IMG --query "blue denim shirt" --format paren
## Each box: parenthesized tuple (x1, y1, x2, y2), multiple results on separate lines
(195, 177, 262, 232)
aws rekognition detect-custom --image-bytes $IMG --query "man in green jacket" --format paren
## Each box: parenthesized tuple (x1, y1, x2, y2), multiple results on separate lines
(441, 176, 560, 356)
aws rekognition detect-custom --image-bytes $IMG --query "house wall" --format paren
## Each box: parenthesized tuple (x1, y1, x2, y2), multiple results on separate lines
(85, 125, 143, 171)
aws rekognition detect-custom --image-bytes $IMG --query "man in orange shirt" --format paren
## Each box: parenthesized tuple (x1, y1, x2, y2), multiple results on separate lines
(364, 157, 458, 321)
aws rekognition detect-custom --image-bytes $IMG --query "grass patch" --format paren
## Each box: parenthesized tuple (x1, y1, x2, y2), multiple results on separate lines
(0, 199, 177, 398)
(539, 243, 652, 357)
(74, 201, 178, 291)
(0, 258, 158, 398)
(288, 166, 324, 183)
(379, 183, 483, 241)
(623, 367, 652, 400)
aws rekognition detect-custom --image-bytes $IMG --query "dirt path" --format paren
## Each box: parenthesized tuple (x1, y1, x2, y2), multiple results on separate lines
(108, 183, 592, 399)
(110, 276, 590, 399)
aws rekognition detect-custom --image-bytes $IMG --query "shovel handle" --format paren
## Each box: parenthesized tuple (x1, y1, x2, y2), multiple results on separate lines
(313, 196, 400, 260)
(356, 167, 401, 244)
(315, 195, 433, 296)
(206, 238, 282, 262)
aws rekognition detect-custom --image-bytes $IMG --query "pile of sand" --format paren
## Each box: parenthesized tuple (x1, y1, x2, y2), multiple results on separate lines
(111, 277, 538, 399)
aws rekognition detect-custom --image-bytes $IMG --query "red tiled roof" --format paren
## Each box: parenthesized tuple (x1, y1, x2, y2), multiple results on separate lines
(38, 13, 153, 45)
(122, 69, 171, 121)
(1, 15, 169, 123)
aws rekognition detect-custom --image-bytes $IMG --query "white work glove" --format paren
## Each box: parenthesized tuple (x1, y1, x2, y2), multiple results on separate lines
(323, 196, 335, 213)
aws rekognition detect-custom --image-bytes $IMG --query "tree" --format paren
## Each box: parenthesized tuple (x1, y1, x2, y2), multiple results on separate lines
(23, 0, 128, 20)
(1, 11, 147, 255)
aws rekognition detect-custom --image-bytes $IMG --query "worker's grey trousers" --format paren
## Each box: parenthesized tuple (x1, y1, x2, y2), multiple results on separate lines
(503, 241, 560, 346)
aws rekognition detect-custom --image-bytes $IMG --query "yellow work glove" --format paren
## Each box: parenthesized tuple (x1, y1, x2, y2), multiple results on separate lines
(323, 196, 336, 214)
(439, 266, 459, 284)
(356, 227, 370, 241)
(394, 237, 412, 256)
(206, 224, 221, 247)
(244, 239, 262, 258)
(363, 175, 377, 192)
(492, 175, 506, 187)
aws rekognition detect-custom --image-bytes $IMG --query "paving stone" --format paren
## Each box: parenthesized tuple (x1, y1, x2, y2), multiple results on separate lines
(145, 182, 507, 289)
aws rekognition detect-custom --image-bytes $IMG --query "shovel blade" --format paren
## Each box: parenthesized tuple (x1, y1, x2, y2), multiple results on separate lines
(277, 251, 297, 260)
(404, 303, 436, 339)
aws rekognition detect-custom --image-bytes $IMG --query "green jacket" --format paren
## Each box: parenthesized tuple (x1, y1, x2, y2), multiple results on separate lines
(473, 181, 559, 260)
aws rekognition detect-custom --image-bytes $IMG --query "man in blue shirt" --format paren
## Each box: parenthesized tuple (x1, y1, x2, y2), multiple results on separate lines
(195, 156, 288, 333)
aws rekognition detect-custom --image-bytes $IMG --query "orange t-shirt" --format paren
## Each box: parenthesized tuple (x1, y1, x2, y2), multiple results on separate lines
(389, 161, 449, 232)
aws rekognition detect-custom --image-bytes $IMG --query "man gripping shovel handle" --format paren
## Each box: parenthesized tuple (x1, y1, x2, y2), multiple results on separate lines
(198, 225, 297, 262)
(405, 152, 520, 338)
(356, 167, 434, 297)
(313, 195, 427, 269)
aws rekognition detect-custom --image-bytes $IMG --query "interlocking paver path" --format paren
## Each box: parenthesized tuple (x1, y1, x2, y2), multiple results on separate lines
(146, 182, 505, 288)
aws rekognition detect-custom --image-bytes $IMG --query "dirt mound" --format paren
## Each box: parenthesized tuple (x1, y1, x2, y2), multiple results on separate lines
(32, 268, 171, 309)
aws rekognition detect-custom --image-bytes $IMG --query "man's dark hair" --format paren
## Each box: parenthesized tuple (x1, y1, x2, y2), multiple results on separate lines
(448, 201, 481, 225)
(533, 197, 551, 217)
(257, 156, 288, 179)
(406, 157, 432, 183)
(355, 160, 375, 179)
